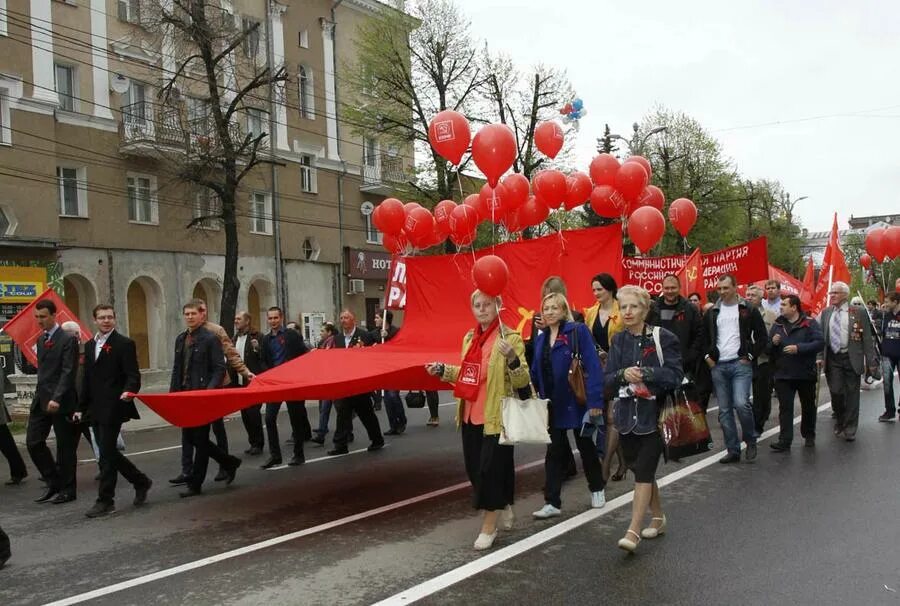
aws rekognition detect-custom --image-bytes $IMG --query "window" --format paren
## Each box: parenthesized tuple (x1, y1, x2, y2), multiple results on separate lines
(364, 209, 382, 245)
(123, 81, 147, 124)
(127, 173, 158, 224)
(54, 64, 75, 111)
(298, 66, 314, 119)
(0, 206, 9, 235)
(0, 88, 10, 145)
(0, 0, 7, 37)
(299, 154, 317, 193)
(301, 237, 320, 261)
(298, 29, 309, 48)
(301, 312, 326, 345)
(363, 137, 377, 168)
(249, 191, 272, 235)
(117, 0, 140, 24)
(241, 17, 260, 60)
(246, 107, 267, 143)
(57, 166, 87, 217)
(193, 190, 221, 230)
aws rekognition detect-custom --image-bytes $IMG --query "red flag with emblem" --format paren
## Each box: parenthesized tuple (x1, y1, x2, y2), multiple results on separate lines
(675, 248, 706, 305)
(0, 288, 92, 366)
(810, 214, 851, 316)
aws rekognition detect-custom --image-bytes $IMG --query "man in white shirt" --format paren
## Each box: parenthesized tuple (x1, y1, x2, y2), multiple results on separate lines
(762, 280, 782, 316)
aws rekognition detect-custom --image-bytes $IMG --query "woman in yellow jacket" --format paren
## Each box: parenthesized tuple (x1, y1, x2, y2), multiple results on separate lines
(426, 290, 531, 551)
(583, 273, 627, 481)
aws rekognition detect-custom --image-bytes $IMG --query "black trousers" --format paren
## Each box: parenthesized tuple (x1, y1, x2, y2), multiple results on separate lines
(184, 424, 236, 490)
(774, 379, 818, 445)
(333, 394, 383, 449)
(826, 353, 862, 437)
(26, 411, 77, 496)
(752, 361, 774, 434)
(0, 524, 9, 567)
(96, 421, 149, 504)
(265, 401, 308, 459)
(461, 422, 514, 511)
(240, 404, 264, 449)
(181, 417, 228, 475)
(426, 390, 440, 419)
(545, 427, 604, 508)
(0, 424, 27, 479)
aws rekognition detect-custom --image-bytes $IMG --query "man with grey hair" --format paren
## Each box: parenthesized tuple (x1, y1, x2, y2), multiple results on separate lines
(818, 281, 880, 440)
(746, 286, 777, 435)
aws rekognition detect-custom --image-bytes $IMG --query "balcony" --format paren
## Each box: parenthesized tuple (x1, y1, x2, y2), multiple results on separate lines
(119, 102, 183, 156)
(361, 155, 410, 195)
(186, 116, 244, 156)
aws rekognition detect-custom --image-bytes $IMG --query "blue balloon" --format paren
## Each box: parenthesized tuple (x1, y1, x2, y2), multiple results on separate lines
(570, 110, 581, 120)
(572, 98, 584, 111)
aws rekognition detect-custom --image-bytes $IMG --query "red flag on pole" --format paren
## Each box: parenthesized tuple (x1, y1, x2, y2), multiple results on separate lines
(675, 248, 706, 304)
(810, 214, 851, 316)
(0, 288, 92, 366)
(799, 256, 815, 308)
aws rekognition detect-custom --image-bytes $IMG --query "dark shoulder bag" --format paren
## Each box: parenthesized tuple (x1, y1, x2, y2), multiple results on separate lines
(568, 325, 588, 406)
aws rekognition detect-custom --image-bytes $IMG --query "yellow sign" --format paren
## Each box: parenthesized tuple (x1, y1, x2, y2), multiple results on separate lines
(0, 267, 47, 303)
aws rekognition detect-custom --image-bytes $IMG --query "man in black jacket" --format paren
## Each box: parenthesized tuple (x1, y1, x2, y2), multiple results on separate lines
(328, 310, 384, 455)
(702, 275, 768, 464)
(260, 307, 311, 468)
(371, 309, 406, 435)
(171, 301, 240, 497)
(657, 274, 703, 388)
(77, 304, 151, 517)
(232, 311, 265, 455)
(27, 299, 79, 504)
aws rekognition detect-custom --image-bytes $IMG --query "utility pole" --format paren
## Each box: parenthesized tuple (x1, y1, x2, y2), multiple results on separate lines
(266, 0, 287, 312)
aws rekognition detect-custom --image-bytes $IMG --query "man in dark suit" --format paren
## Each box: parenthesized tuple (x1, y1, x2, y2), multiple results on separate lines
(818, 281, 880, 441)
(171, 301, 241, 497)
(76, 304, 151, 517)
(260, 307, 310, 468)
(26, 299, 79, 504)
(232, 311, 265, 455)
(328, 310, 384, 456)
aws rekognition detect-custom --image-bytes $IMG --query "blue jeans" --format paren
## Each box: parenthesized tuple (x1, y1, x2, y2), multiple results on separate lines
(883, 357, 900, 415)
(712, 359, 756, 455)
(316, 401, 332, 436)
(383, 390, 407, 430)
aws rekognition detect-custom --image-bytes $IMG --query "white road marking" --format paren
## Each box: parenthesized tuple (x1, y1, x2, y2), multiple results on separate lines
(264, 445, 389, 470)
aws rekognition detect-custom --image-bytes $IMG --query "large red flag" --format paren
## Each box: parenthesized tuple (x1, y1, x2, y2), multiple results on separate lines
(799, 256, 815, 308)
(675, 249, 706, 304)
(810, 214, 851, 316)
(0, 288, 92, 366)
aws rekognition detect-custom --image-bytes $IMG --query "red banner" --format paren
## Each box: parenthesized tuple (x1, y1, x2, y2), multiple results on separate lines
(384, 257, 407, 310)
(139, 226, 624, 427)
(1, 288, 92, 365)
(622, 237, 769, 295)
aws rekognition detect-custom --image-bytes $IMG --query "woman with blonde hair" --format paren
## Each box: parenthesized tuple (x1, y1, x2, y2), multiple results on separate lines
(604, 286, 683, 552)
(426, 290, 531, 551)
(530, 292, 606, 519)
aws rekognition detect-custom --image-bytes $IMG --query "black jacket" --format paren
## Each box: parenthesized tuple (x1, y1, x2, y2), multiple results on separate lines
(702, 299, 768, 364)
(767, 314, 824, 381)
(33, 327, 79, 415)
(229, 329, 265, 384)
(333, 326, 374, 349)
(260, 327, 309, 369)
(369, 324, 399, 344)
(170, 326, 226, 392)
(80, 330, 141, 424)
(655, 295, 703, 377)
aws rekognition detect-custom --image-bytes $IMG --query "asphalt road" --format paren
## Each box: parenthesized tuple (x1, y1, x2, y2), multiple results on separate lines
(0, 380, 896, 606)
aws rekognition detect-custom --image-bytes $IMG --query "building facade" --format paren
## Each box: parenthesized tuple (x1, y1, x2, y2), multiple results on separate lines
(0, 0, 412, 372)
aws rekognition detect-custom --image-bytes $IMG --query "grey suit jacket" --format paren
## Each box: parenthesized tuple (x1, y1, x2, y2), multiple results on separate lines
(819, 304, 879, 377)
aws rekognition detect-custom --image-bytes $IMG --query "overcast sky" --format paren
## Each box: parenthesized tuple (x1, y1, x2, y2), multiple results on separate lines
(455, 0, 900, 233)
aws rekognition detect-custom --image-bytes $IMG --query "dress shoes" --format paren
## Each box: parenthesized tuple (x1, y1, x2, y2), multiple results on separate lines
(311, 435, 325, 445)
(744, 443, 757, 462)
(134, 479, 152, 507)
(224, 458, 241, 484)
(327, 448, 349, 456)
(384, 428, 401, 436)
(179, 487, 202, 498)
(804, 438, 815, 448)
(35, 487, 59, 503)
(168, 474, 189, 486)
(85, 501, 116, 518)
(51, 493, 76, 505)
(214, 469, 229, 482)
(244, 446, 263, 455)
(718, 453, 741, 464)
(367, 441, 385, 452)
(288, 455, 305, 466)
(260, 457, 282, 469)
(769, 442, 790, 452)
(5, 474, 26, 486)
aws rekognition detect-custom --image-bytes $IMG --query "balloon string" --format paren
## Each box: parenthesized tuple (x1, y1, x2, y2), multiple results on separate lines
(491, 189, 497, 254)
(556, 211, 567, 253)
(456, 171, 464, 200)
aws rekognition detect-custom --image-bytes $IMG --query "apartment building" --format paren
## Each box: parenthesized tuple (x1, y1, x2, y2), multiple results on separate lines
(0, 0, 413, 372)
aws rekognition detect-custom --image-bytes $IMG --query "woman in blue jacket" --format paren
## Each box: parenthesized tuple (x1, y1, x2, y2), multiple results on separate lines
(531, 293, 606, 519)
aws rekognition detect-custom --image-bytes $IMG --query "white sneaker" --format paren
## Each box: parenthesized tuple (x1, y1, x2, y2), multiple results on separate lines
(591, 490, 606, 509)
(473, 530, 497, 550)
(500, 505, 515, 530)
(532, 504, 561, 519)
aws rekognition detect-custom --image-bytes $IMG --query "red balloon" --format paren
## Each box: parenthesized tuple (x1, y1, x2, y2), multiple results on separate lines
(519, 195, 549, 227)
(668, 197, 698, 238)
(884, 226, 900, 259)
(377, 198, 406, 236)
(624, 155, 652, 180)
(501, 173, 530, 211)
(859, 253, 872, 270)
(433, 199, 457, 237)
(589, 153, 620, 187)
(534, 121, 564, 159)
(564, 171, 592, 210)
(403, 201, 421, 215)
(425, 223, 446, 248)
(471, 124, 517, 187)
(865, 227, 888, 263)
(472, 255, 510, 297)
(480, 183, 508, 221)
(451, 231, 476, 247)
(450, 203, 479, 242)
(628, 207, 666, 253)
(589, 185, 627, 218)
(428, 110, 471, 165)
(371, 203, 384, 231)
(532, 170, 567, 209)
(614, 161, 649, 203)
(635, 185, 665, 211)
(382, 233, 408, 255)
(463, 193, 487, 222)
(503, 208, 523, 233)
(404, 207, 435, 249)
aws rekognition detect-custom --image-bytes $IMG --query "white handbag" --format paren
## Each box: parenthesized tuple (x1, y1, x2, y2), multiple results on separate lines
(498, 395, 552, 445)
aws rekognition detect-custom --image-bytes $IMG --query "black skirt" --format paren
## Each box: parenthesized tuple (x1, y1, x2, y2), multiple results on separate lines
(619, 431, 664, 483)
(461, 422, 515, 511)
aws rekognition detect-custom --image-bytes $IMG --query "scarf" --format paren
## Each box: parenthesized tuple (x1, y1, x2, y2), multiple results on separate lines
(453, 318, 500, 401)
